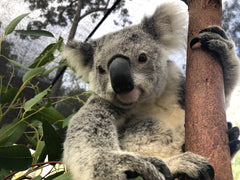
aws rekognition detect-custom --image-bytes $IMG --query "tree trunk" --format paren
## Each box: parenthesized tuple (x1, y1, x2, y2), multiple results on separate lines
(50, 1, 83, 98)
(67, 0, 83, 41)
(184, 0, 233, 180)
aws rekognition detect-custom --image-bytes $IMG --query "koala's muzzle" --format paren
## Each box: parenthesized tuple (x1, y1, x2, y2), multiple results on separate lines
(108, 56, 134, 94)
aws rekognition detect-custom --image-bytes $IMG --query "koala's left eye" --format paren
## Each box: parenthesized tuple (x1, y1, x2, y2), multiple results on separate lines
(97, 65, 106, 75)
(138, 53, 148, 63)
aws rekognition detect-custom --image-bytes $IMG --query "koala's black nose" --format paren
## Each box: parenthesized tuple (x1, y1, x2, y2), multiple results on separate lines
(108, 56, 134, 94)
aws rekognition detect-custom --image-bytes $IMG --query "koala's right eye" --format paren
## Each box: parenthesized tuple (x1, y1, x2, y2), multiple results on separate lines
(97, 65, 106, 75)
(138, 53, 148, 63)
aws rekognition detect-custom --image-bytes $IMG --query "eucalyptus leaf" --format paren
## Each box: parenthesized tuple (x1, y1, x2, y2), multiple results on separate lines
(45, 171, 65, 180)
(22, 67, 45, 83)
(16, 30, 55, 38)
(32, 106, 64, 127)
(32, 176, 42, 180)
(33, 141, 45, 164)
(0, 87, 20, 104)
(42, 121, 63, 161)
(53, 172, 71, 180)
(6, 58, 31, 70)
(5, 13, 29, 35)
(0, 145, 32, 171)
(29, 44, 56, 68)
(24, 87, 50, 112)
(0, 119, 27, 146)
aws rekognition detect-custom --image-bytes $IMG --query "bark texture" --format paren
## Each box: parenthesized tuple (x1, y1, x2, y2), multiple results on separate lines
(185, 0, 233, 179)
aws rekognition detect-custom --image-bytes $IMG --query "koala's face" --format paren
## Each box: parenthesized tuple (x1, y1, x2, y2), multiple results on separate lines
(63, 2, 187, 109)
(89, 28, 169, 108)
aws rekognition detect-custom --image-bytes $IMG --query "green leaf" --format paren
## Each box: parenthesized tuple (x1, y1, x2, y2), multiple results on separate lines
(29, 37, 64, 68)
(24, 88, 50, 112)
(0, 87, 21, 104)
(0, 169, 10, 180)
(42, 121, 63, 161)
(32, 176, 42, 180)
(15, 30, 55, 38)
(0, 85, 7, 94)
(0, 119, 27, 146)
(33, 106, 64, 127)
(22, 67, 46, 83)
(128, 177, 144, 180)
(0, 145, 32, 171)
(33, 141, 45, 164)
(29, 44, 55, 68)
(5, 13, 29, 35)
(42, 61, 67, 76)
(6, 58, 31, 70)
(53, 172, 71, 180)
(62, 114, 74, 128)
(45, 171, 65, 180)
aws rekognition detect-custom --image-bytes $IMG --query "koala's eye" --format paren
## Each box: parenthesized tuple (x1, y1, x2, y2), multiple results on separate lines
(138, 53, 148, 63)
(97, 65, 106, 75)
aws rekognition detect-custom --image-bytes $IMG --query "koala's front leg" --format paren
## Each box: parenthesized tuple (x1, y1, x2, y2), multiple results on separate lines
(63, 96, 170, 180)
(190, 26, 240, 106)
(165, 152, 214, 180)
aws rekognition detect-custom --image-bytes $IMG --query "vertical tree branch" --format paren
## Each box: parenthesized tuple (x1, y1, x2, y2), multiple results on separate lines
(184, 0, 233, 179)
(67, 0, 83, 41)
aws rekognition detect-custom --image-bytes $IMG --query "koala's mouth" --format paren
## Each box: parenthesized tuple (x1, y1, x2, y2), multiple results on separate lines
(116, 87, 141, 105)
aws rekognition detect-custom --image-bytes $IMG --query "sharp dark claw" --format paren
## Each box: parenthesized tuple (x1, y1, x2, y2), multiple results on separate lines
(228, 126, 240, 141)
(228, 122, 233, 129)
(229, 139, 240, 157)
(207, 165, 215, 179)
(190, 37, 201, 48)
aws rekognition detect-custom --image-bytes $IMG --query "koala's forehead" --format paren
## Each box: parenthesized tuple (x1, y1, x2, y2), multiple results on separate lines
(94, 27, 154, 59)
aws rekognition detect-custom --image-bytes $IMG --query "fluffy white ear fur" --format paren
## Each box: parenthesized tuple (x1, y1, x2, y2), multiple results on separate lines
(142, 0, 188, 50)
(61, 42, 92, 82)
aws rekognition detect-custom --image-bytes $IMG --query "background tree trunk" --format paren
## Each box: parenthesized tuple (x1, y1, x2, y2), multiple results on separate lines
(184, 0, 233, 179)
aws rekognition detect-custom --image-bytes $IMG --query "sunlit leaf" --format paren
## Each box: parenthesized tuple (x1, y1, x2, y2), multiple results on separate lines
(29, 37, 64, 68)
(16, 30, 55, 38)
(33, 141, 45, 164)
(32, 176, 42, 180)
(0, 119, 27, 146)
(22, 67, 46, 83)
(42, 61, 67, 76)
(5, 13, 29, 35)
(53, 172, 71, 180)
(62, 114, 74, 128)
(6, 58, 31, 70)
(33, 106, 64, 127)
(45, 171, 65, 180)
(29, 44, 56, 68)
(0, 145, 32, 171)
(24, 87, 50, 112)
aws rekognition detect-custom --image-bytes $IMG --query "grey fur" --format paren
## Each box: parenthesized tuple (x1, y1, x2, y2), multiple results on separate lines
(62, 1, 239, 180)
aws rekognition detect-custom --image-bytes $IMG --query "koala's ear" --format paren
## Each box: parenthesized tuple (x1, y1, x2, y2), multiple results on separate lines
(62, 41, 95, 82)
(141, 1, 188, 49)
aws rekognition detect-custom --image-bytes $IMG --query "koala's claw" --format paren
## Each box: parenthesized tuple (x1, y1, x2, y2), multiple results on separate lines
(144, 157, 173, 180)
(166, 152, 214, 180)
(199, 26, 229, 40)
(227, 122, 240, 157)
(190, 26, 233, 53)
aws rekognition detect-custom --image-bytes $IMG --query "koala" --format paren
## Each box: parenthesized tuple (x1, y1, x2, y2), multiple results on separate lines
(62, 1, 240, 180)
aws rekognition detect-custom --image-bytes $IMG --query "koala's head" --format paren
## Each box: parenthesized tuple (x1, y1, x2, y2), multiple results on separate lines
(62, 1, 187, 109)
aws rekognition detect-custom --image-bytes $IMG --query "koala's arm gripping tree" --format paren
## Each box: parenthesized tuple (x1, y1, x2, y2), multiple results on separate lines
(184, 0, 234, 179)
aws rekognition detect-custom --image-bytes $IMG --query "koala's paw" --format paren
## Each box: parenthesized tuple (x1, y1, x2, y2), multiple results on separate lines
(98, 153, 170, 180)
(166, 152, 214, 180)
(190, 26, 235, 61)
(228, 122, 240, 157)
